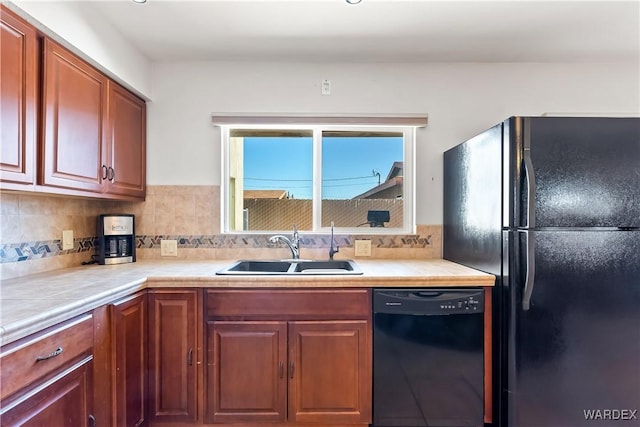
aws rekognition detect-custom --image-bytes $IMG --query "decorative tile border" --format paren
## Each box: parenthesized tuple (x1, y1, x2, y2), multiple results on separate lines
(1, 233, 434, 264)
(0, 238, 96, 264)
(136, 234, 433, 249)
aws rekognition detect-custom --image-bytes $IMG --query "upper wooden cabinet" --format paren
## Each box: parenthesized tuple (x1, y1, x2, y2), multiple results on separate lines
(106, 81, 146, 199)
(41, 39, 146, 199)
(0, 6, 37, 186)
(0, 6, 146, 201)
(41, 38, 108, 194)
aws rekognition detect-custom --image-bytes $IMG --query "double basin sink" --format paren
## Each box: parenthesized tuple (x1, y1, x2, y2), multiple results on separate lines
(216, 259, 362, 275)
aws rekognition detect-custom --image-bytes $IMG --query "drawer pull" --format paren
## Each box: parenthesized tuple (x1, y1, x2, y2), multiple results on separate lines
(35, 347, 63, 361)
(187, 348, 193, 366)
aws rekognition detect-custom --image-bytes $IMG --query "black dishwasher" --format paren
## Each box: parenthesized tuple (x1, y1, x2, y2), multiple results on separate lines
(373, 288, 484, 427)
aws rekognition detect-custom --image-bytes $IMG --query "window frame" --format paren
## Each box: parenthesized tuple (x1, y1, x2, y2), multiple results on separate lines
(219, 122, 417, 235)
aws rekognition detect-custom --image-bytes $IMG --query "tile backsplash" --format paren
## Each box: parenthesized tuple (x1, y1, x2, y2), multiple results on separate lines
(0, 186, 441, 280)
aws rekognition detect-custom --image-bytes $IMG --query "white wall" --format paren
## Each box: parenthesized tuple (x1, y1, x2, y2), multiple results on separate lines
(148, 61, 640, 224)
(9, 1, 152, 98)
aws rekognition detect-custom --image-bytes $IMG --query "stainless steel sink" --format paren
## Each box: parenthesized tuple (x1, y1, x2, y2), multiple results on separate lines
(216, 259, 362, 275)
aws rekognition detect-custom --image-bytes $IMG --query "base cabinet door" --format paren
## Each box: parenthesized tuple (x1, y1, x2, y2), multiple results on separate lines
(207, 321, 287, 424)
(0, 357, 94, 427)
(205, 289, 372, 426)
(288, 321, 371, 424)
(112, 293, 147, 427)
(148, 290, 199, 424)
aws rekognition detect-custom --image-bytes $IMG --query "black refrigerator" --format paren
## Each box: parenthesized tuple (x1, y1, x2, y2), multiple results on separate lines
(443, 116, 640, 427)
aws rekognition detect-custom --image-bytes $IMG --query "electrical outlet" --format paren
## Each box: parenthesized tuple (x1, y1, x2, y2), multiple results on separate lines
(160, 239, 178, 257)
(354, 239, 372, 257)
(62, 230, 74, 250)
(321, 79, 331, 95)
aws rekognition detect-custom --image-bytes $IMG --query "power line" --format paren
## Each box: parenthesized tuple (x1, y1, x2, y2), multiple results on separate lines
(244, 175, 377, 182)
(246, 181, 377, 190)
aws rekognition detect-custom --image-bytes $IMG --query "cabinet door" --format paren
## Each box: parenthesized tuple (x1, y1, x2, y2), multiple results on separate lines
(206, 321, 287, 424)
(112, 293, 147, 427)
(148, 290, 198, 423)
(0, 6, 36, 186)
(0, 357, 94, 427)
(288, 320, 372, 424)
(106, 81, 146, 198)
(41, 38, 107, 193)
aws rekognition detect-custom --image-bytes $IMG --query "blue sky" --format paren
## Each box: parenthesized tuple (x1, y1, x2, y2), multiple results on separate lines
(243, 136, 403, 199)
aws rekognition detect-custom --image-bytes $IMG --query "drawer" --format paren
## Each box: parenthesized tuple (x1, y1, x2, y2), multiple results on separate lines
(207, 289, 370, 319)
(0, 314, 93, 401)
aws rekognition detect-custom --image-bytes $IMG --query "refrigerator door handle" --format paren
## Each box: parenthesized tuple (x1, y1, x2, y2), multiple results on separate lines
(521, 230, 536, 311)
(523, 138, 536, 229)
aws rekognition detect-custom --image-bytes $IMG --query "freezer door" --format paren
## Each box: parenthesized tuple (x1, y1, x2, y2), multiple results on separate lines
(516, 117, 640, 228)
(507, 230, 640, 427)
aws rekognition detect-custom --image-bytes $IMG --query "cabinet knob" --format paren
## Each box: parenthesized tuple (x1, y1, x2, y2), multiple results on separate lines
(187, 348, 193, 366)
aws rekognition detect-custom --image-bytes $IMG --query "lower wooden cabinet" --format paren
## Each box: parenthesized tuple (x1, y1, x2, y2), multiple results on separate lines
(207, 321, 288, 423)
(112, 293, 147, 427)
(148, 289, 200, 425)
(206, 289, 372, 426)
(1, 288, 373, 427)
(288, 320, 370, 424)
(0, 314, 95, 426)
(0, 357, 94, 427)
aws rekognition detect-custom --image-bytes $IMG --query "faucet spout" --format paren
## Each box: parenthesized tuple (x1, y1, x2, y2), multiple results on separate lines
(329, 221, 339, 260)
(269, 224, 300, 259)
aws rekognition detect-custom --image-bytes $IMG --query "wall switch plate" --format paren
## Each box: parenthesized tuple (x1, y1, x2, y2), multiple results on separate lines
(62, 230, 74, 250)
(160, 239, 178, 257)
(354, 239, 372, 257)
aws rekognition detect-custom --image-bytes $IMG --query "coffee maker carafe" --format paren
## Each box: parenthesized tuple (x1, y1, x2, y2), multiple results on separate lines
(98, 214, 135, 265)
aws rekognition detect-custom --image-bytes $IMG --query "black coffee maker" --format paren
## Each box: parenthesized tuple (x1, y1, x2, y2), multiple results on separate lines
(97, 214, 136, 265)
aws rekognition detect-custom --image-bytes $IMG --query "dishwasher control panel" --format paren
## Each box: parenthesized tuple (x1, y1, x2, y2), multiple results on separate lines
(373, 288, 484, 315)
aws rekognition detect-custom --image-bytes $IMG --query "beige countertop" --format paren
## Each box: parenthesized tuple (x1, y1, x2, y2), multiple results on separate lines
(0, 259, 494, 346)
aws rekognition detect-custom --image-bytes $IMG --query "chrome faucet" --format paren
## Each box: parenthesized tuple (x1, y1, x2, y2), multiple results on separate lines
(269, 224, 300, 259)
(329, 221, 339, 260)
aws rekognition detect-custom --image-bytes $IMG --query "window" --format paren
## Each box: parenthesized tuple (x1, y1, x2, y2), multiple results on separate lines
(218, 117, 422, 234)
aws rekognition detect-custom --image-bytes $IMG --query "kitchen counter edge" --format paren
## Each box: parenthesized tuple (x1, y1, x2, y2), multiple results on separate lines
(0, 259, 494, 346)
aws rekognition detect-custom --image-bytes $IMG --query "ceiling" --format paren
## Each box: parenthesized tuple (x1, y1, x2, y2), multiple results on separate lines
(84, 0, 640, 63)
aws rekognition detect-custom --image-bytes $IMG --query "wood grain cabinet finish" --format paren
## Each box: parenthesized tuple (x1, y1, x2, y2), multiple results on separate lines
(288, 320, 370, 424)
(41, 38, 108, 194)
(112, 293, 147, 427)
(148, 290, 199, 425)
(0, 5, 37, 186)
(0, 357, 94, 427)
(206, 289, 372, 426)
(106, 81, 146, 198)
(0, 314, 95, 426)
(207, 321, 288, 423)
